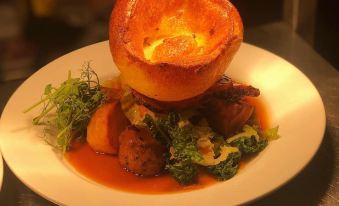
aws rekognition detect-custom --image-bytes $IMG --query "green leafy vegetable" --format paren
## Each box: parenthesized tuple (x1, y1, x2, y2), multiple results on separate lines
(24, 63, 105, 152)
(143, 113, 279, 184)
(144, 113, 202, 185)
(166, 158, 198, 185)
(143, 114, 173, 148)
(207, 152, 241, 180)
(226, 125, 260, 143)
(262, 126, 280, 141)
(226, 125, 268, 154)
(144, 113, 203, 162)
(169, 126, 203, 162)
(211, 135, 226, 157)
(229, 136, 268, 154)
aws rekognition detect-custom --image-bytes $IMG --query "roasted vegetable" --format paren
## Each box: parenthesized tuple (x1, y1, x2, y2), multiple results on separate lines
(87, 101, 129, 155)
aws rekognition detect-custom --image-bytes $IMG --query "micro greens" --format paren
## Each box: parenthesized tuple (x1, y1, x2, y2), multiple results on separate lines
(24, 62, 105, 152)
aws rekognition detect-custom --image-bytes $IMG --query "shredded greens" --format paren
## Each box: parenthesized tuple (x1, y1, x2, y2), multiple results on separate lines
(144, 113, 203, 184)
(144, 113, 280, 185)
(24, 63, 105, 152)
(166, 158, 198, 185)
(207, 152, 241, 181)
(226, 125, 280, 154)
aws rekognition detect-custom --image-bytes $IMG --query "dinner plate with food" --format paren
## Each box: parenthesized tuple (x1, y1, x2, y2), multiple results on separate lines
(0, 0, 325, 205)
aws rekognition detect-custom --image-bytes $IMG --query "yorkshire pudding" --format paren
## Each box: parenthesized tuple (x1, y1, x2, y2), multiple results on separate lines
(109, 0, 243, 101)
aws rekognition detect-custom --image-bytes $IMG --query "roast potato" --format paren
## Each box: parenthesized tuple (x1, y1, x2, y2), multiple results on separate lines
(87, 101, 130, 154)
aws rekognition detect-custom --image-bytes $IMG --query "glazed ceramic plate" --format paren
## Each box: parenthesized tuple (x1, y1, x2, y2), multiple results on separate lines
(0, 41, 325, 206)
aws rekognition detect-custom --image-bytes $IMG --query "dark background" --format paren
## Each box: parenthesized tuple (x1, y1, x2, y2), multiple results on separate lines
(233, 0, 339, 71)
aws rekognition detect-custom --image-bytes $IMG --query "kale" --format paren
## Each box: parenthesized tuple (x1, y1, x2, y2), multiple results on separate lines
(230, 136, 268, 154)
(169, 126, 203, 162)
(144, 113, 202, 162)
(166, 158, 198, 185)
(144, 115, 274, 184)
(207, 152, 241, 181)
(143, 114, 171, 147)
(211, 135, 226, 157)
(226, 125, 269, 154)
(144, 113, 202, 185)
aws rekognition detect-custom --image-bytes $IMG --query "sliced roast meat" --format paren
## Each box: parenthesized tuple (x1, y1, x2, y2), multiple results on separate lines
(131, 75, 259, 112)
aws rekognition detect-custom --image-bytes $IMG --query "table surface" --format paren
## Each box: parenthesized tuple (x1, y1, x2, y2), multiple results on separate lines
(0, 21, 338, 206)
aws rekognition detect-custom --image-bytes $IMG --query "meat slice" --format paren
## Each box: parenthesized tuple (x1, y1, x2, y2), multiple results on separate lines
(203, 99, 254, 136)
(87, 101, 130, 155)
(131, 89, 205, 112)
(131, 75, 259, 112)
(119, 126, 166, 176)
(214, 83, 260, 103)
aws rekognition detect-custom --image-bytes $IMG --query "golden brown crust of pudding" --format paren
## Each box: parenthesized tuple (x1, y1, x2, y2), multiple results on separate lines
(109, 0, 243, 101)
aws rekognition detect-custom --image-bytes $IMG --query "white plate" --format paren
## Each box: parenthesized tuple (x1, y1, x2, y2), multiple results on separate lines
(0, 41, 326, 206)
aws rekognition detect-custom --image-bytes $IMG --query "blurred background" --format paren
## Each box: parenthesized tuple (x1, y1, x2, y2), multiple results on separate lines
(0, 0, 338, 82)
